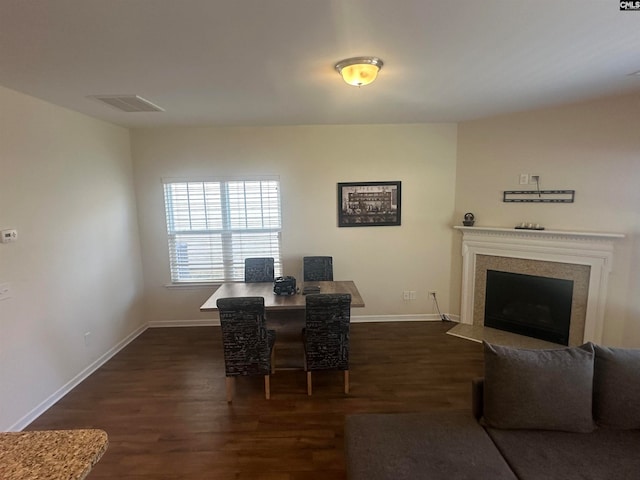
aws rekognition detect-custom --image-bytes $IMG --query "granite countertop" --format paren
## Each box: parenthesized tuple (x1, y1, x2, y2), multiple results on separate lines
(0, 429, 108, 480)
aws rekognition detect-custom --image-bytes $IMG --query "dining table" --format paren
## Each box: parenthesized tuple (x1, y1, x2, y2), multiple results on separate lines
(200, 280, 365, 312)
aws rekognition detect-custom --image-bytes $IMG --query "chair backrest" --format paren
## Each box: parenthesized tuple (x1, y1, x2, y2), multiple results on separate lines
(244, 257, 275, 282)
(216, 296, 271, 376)
(304, 293, 351, 371)
(303, 256, 333, 281)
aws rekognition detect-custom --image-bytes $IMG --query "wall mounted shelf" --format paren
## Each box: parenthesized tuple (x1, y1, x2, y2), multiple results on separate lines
(502, 190, 575, 203)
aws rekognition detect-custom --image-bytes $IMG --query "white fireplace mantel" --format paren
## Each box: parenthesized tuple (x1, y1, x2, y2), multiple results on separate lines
(454, 226, 625, 344)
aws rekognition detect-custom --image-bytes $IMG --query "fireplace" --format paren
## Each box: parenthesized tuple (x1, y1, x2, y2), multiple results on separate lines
(484, 270, 573, 345)
(454, 226, 624, 345)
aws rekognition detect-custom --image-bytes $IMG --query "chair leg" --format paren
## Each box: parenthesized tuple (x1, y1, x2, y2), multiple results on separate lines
(226, 377, 235, 403)
(264, 375, 271, 400)
(271, 345, 276, 375)
(344, 370, 350, 394)
(307, 371, 312, 396)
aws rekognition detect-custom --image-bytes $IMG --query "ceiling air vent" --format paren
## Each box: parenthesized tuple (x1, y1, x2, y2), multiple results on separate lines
(89, 94, 164, 113)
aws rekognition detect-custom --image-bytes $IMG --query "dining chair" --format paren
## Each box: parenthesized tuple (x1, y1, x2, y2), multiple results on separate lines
(244, 257, 275, 282)
(216, 296, 276, 402)
(302, 293, 352, 395)
(303, 256, 333, 281)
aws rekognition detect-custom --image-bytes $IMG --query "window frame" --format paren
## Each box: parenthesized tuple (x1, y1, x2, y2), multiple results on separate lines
(162, 176, 283, 284)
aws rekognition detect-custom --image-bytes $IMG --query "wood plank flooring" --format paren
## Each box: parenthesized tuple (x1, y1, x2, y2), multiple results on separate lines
(26, 321, 484, 479)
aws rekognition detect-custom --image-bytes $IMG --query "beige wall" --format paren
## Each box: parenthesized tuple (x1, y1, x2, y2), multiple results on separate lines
(454, 93, 640, 347)
(131, 124, 458, 323)
(0, 86, 145, 430)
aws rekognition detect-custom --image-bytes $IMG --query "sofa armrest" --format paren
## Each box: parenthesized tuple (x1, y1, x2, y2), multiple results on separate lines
(472, 377, 484, 420)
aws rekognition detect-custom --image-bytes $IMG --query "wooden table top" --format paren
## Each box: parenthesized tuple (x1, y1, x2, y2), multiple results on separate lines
(0, 429, 108, 480)
(200, 280, 365, 311)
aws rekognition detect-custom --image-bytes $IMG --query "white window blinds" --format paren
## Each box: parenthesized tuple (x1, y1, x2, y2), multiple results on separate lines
(163, 179, 282, 283)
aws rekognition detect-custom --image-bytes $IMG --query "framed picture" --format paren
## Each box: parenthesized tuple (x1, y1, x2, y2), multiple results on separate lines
(337, 181, 401, 227)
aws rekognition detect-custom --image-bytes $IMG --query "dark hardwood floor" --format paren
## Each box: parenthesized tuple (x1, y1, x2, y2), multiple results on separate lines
(27, 321, 484, 479)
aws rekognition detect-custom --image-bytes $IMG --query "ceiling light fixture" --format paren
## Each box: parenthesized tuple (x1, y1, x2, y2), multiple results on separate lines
(335, 56, 383, 87)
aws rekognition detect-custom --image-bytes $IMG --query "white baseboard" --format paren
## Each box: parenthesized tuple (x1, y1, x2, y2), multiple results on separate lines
(148, 318, 220, 327)
(352, 313, 443, 323)
(148, 313, 457, 326)
(9, 324, 147, 432)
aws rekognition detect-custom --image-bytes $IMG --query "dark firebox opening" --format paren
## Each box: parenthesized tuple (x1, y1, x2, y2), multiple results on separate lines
(484, 270, 573, 345)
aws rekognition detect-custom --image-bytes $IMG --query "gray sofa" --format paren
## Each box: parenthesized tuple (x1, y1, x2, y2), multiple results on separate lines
(345, 342, 640, 480)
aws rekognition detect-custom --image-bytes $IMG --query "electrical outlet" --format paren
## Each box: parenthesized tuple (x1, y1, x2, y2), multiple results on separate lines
(428, 290, 437, 297)
(403, 291, 410, 300)
(409, 291, 416, 300)
(84, 332, 91, 347)
(0, 283, 11, 301)
(529, 175, 540, 185)
(519, 174, 529, 185)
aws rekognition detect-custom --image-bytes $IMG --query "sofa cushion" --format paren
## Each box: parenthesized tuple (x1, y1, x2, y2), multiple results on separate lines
(486, 426, 640, 480)
(483, 342, 595, 432)
(594, 344, 640, 429)
(345, 412, 518, 480)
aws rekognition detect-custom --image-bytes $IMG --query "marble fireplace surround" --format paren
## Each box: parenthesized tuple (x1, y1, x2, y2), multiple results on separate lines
(454, 226, 624, 345)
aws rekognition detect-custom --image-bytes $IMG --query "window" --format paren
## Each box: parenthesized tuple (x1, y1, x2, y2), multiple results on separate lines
(163, 178, 282, 283)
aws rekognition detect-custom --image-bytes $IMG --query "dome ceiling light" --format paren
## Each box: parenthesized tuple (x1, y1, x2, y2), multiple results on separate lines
(335, 56, 384, 87)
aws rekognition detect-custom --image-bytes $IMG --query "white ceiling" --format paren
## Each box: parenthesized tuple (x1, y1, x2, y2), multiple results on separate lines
(1, 0, 639, 128)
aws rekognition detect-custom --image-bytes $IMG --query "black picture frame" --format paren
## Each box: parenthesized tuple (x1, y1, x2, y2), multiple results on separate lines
(337, 181, 401, 227)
